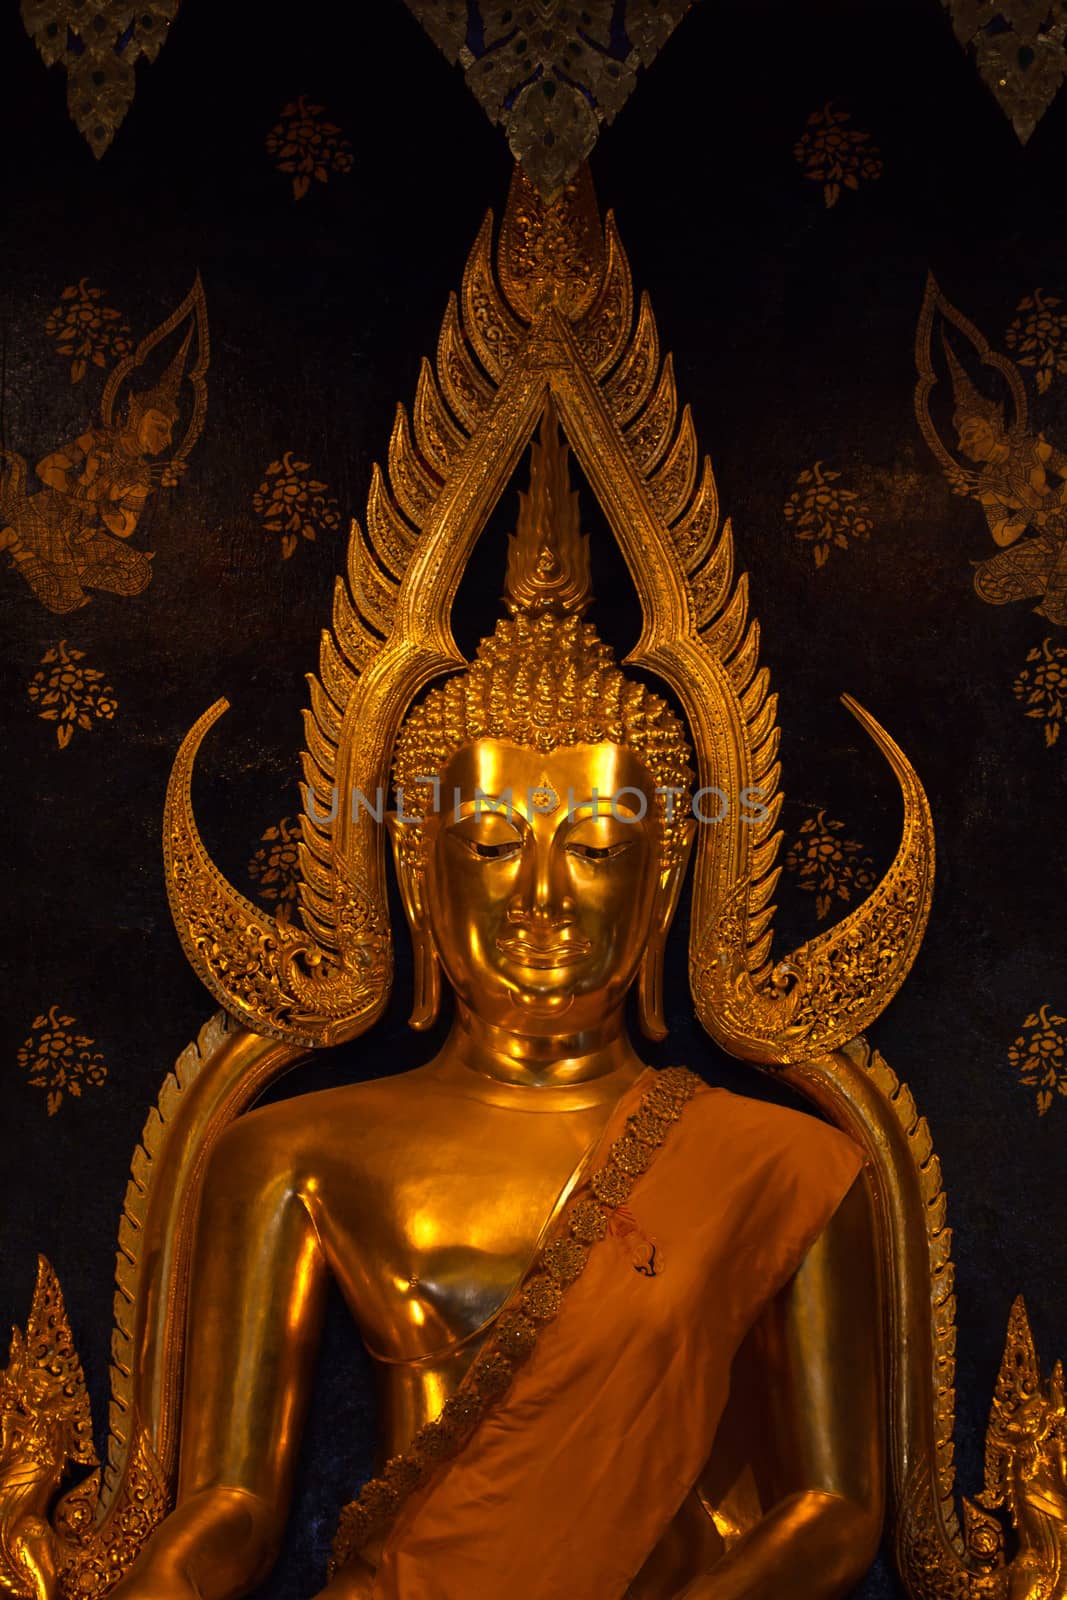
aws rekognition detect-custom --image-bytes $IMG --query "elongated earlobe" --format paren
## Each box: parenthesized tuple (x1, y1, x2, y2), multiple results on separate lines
(638, 820, 695, 1041)
(637, 937, 668, 1041)
(385, 811, 442, 1030)
(410, 923, 441, 1030)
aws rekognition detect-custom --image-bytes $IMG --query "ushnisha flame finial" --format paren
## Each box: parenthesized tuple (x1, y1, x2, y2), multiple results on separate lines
(505, 398, 591, 618)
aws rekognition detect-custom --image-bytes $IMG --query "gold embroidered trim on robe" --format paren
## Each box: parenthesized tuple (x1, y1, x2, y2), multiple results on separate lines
(329, 1064, 701, 1573)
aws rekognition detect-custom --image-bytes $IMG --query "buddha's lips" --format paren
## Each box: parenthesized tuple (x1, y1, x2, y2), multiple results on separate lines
(496, 934, 592, 969)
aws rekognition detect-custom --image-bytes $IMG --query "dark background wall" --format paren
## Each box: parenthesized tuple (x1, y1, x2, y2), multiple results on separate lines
(1, 3, 1065, 1595)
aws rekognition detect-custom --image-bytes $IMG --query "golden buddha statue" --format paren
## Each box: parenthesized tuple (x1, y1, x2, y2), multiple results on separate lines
(2, 166, 1065, 1600)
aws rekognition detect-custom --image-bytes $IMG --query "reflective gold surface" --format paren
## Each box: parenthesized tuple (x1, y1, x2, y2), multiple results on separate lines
(2, 164, 1062, 1600)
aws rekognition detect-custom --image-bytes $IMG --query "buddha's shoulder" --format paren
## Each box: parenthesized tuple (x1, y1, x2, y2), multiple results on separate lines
(230, 1060, 513, 1145)
(684, 1077, 861, 1175)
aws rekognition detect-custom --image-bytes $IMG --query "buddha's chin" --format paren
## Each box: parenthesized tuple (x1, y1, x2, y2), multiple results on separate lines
(510, 987, 575, 1018)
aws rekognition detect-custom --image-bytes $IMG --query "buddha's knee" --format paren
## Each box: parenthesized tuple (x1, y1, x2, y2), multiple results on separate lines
(111, 1486, 281, 1600)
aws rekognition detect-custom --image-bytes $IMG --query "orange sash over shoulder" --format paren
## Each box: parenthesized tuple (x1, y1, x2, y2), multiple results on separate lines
(366, 1069, 863, 1600)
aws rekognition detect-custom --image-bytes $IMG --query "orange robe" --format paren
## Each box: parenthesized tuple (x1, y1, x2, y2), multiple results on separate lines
(372, 1076, 863, 1600)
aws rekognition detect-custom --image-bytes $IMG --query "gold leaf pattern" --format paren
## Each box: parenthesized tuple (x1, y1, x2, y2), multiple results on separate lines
(27, 640, 118, 748)
(17, 1005, 107, 1116)
(785, 809, 876, 921)
(403, 0, 691, 196)
(252, 451, 342, 559)
(794, 104, 883, 209)
(1013, 636, 1067, 746)
(266, 96, 353, 201)
(21, 0, 180, 158)
(944, 0, 1067, 143)
(247, 818, 301, 913)
(1004, 288, 1067, 394)
(783, 460, 875, 567)
(44, 278, 132, 385)
(1009, 1002, 1067, 1115)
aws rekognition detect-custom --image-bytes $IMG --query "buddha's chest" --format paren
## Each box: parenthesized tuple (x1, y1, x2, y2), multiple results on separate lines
(312, 1099, 608, 1363)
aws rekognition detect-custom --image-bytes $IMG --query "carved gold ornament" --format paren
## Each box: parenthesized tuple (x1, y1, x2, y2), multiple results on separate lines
(944, 0, 1067, 143)
(165, 165, 934, 1064)
(2, 154, 1063, 1600)
(404, 1, 692, 194)
(21, 1, 181, 158)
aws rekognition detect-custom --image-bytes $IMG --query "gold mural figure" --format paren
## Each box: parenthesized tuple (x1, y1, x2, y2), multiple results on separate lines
(0, 168, 1063, 1600)
(916, 274, 1067, 628)
(0, 277, 208, 616)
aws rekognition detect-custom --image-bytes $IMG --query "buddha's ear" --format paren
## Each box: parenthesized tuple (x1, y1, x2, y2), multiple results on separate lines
(637, 819, 696, 1042)
(654, 818, 697, 937)
(385, 813, 441, 1030)
(385, 811, 424, 930)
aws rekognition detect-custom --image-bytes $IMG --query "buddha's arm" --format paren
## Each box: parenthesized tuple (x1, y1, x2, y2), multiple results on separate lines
(110, 1117, 330, 1600)
(679, 1174, 885, 1600)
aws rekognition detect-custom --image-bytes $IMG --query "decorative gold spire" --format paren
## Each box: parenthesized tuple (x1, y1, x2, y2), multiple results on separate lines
(505, 399, 590, 618)
(166, 164, 933, 1063)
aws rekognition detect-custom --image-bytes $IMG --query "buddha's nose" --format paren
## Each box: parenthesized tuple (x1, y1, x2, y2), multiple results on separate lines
(507, 847, 576, 927)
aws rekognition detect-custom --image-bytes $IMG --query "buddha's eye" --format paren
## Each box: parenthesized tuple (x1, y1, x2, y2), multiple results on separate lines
(449, 816, 524, 860)
(566, 840, 632, 862)
(465, 838, 522, 860)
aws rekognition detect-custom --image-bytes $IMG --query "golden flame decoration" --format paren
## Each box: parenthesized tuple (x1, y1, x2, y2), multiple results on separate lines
(164, 162, 933, 1067)
(505, 398, 590, 618)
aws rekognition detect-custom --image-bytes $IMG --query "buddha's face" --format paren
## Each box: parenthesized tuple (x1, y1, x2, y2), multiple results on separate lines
(413, 739, 669, 1037)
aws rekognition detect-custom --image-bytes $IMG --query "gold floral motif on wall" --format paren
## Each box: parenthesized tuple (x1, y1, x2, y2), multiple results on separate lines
(784, 810, 876, 920)
(45, 279, 132, 385)
(253, 452, 341, 559)
(1, 276, 209, 615)
(1009, 1004, 1067, 1115)
(247, 819, 302, 916)
(794, 105, 883, 209)
(266, 98, 353, 201)
(18, 1006, 107, 1116)
(783, 461, 874, 566)
(1013, 637, 1067, 746)
(1005, 289, 1067, 395)
(27, 641, 117, 749)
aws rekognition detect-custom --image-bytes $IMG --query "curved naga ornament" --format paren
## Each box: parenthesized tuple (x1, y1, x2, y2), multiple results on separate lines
(165, 162, 934, 1062)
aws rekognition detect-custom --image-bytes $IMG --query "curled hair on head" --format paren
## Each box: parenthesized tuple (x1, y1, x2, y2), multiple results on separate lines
(392, 611, 694, 862)
(393, 399, 694, 862)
